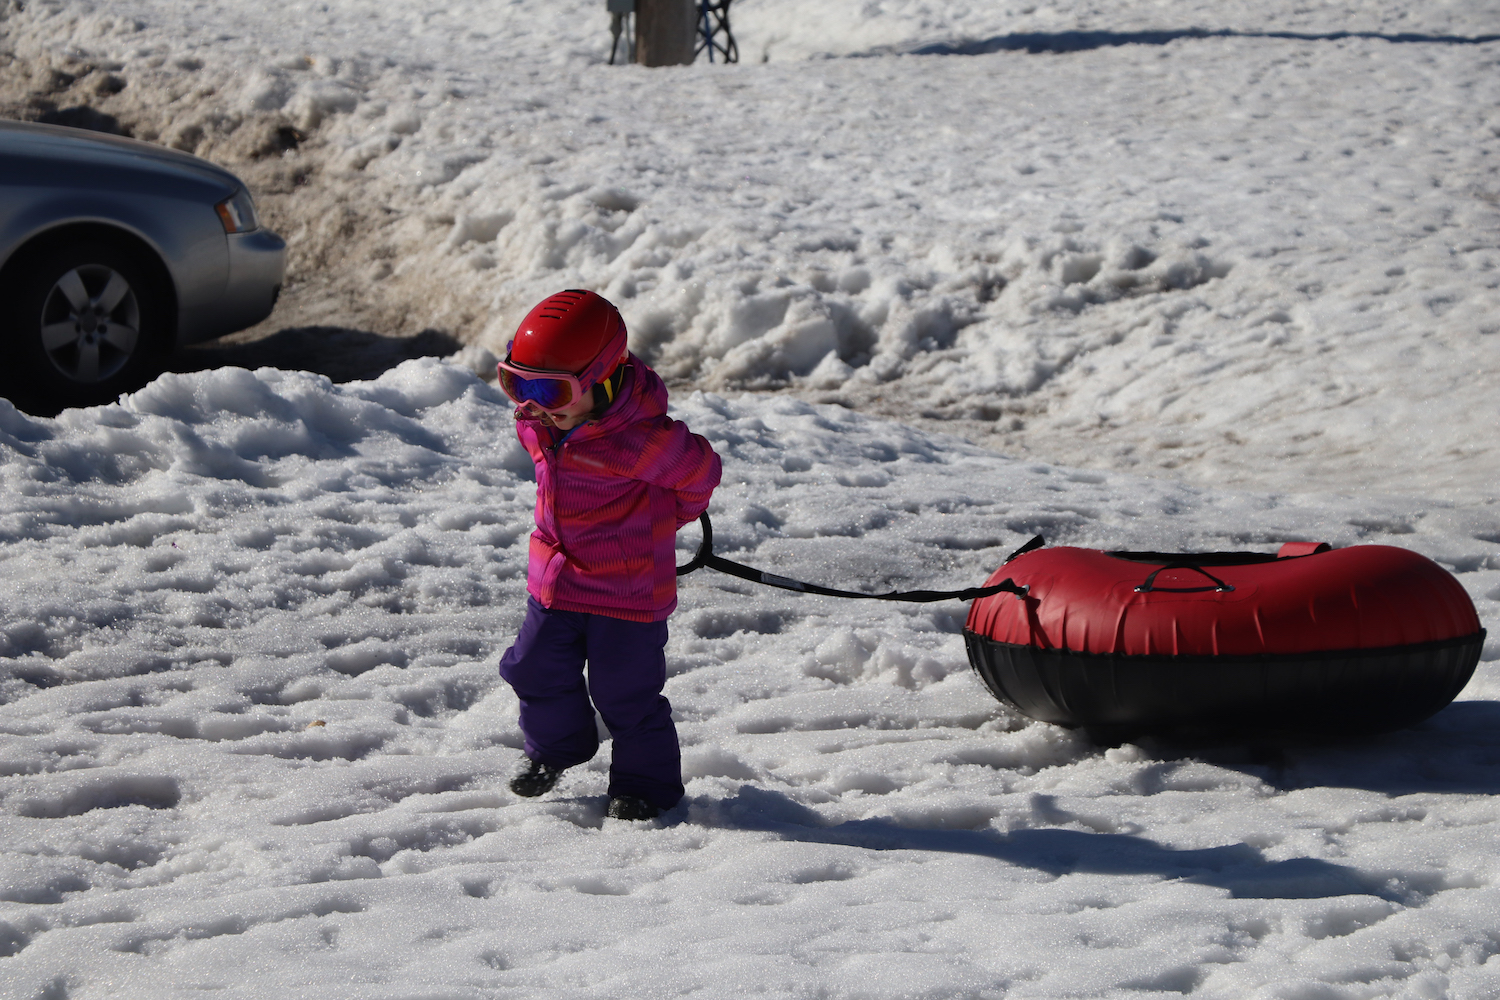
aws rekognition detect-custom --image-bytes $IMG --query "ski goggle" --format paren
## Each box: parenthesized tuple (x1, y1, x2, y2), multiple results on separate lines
(496, 358, 587, 412)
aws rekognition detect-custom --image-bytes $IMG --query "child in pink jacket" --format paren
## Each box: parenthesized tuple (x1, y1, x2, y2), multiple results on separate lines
(495, 289, 721, 820)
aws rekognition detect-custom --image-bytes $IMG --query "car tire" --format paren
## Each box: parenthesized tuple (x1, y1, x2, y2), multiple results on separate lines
(2, 240, 170, 415)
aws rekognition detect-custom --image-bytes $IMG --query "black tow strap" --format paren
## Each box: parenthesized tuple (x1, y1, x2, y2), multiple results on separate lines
(675, 513, 1029, 604)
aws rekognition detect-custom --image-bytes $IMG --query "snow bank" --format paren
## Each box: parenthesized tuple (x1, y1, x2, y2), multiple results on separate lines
(0, 361, 1498, 996)
(1, 0, 1495, 498)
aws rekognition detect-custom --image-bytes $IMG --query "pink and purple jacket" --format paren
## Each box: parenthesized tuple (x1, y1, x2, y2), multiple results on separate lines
(516, 357, 721, 623)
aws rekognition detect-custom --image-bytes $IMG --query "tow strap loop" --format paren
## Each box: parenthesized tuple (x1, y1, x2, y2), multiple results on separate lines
(675, 513, 1029, 604)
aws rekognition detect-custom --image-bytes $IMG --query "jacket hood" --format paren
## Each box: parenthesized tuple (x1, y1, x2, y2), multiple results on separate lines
(592, 358, 667, 432)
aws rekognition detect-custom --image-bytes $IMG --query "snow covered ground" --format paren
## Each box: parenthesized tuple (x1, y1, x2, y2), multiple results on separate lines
(1, 365, 1498, 999)
(2, 1, 1500, 998)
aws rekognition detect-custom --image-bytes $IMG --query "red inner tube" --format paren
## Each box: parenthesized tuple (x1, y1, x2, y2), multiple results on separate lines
(963, 544, 1486, 737)
(966, 544, 1480, 657)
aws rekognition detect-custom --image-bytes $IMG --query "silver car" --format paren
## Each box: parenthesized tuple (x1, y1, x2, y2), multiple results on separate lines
(0, 119, 286, 413)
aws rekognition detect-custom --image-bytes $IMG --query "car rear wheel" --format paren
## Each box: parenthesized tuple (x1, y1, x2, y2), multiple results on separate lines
(2, 240, 170, 415)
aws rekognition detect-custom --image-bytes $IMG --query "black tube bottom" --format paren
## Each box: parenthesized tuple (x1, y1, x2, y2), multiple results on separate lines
(964, 631, 1486, 742)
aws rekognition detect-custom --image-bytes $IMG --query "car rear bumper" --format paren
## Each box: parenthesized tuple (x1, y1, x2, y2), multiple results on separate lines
(176, 228, 288, 346)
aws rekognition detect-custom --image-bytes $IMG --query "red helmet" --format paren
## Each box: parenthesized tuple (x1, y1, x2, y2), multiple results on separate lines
(508, 289, 628, 392)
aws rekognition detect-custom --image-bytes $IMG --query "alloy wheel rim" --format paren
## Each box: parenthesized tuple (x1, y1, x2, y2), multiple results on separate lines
(39, 264, 141, 383)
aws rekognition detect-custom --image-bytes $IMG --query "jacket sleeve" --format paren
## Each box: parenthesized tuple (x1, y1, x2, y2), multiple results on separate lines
(632, 418, 722, 528)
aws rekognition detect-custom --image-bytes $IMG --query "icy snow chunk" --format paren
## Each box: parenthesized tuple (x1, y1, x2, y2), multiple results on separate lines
(444, 211, 513, 249)
(386, 149, 490, 189)
(683, 746, 758, 781)
(8, 772, 180, 818)
(325, 640, 409, 677)
(196, 714, 296, 742)
(1055, 252, 1103, 286)
(869, 644, 953, 689)
(802, 351, 854, 389)
(585, 186, 642, 213)
(0, 396, 48, 447)
(76, 13, 146, 39)
(1104, 744, 1148, 764)
(386, 105, 422, 134)
(837, 267, 872, 294)
(128, 367, 295, 424)
(338, 134, 401, 172)
(241, 67, 294, 112)
(0, 919, 26, 957)
(720, 291, 792, 352)
(349, 358, 485, 416)
(289, 79, 360, 130)
(713, 298, 841, 384)
(834, 469, 893, 488)
(449, 344, 500, 380)
(0, 855, 92, 904)
(805, 630, 875, 684)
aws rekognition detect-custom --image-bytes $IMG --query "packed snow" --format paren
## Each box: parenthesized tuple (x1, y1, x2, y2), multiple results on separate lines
(2, 1, 1500, 998)
(2, 364, 1499, 998)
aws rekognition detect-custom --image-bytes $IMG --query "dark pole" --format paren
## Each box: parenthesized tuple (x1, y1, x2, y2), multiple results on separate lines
(635, 0, 696, 66)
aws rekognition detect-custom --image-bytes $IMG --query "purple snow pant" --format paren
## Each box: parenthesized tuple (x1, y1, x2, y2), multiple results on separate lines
(499, 597, 683, 809)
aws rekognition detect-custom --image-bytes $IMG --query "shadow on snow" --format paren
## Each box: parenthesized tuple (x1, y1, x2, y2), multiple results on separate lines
(1186, 699, 1500, 798)
(165, 326, 462, 385)
(692, 700, 1500, 902)
(701, 785, 1408, 902)
(895, 28, 1500, 56)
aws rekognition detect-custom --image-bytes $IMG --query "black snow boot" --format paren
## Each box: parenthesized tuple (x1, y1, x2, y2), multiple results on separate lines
(606, 795, 660, 821)
(509, 758, 566, 798)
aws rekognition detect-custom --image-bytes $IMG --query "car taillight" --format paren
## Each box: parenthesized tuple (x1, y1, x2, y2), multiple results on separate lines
(215, 188, 260, 233)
